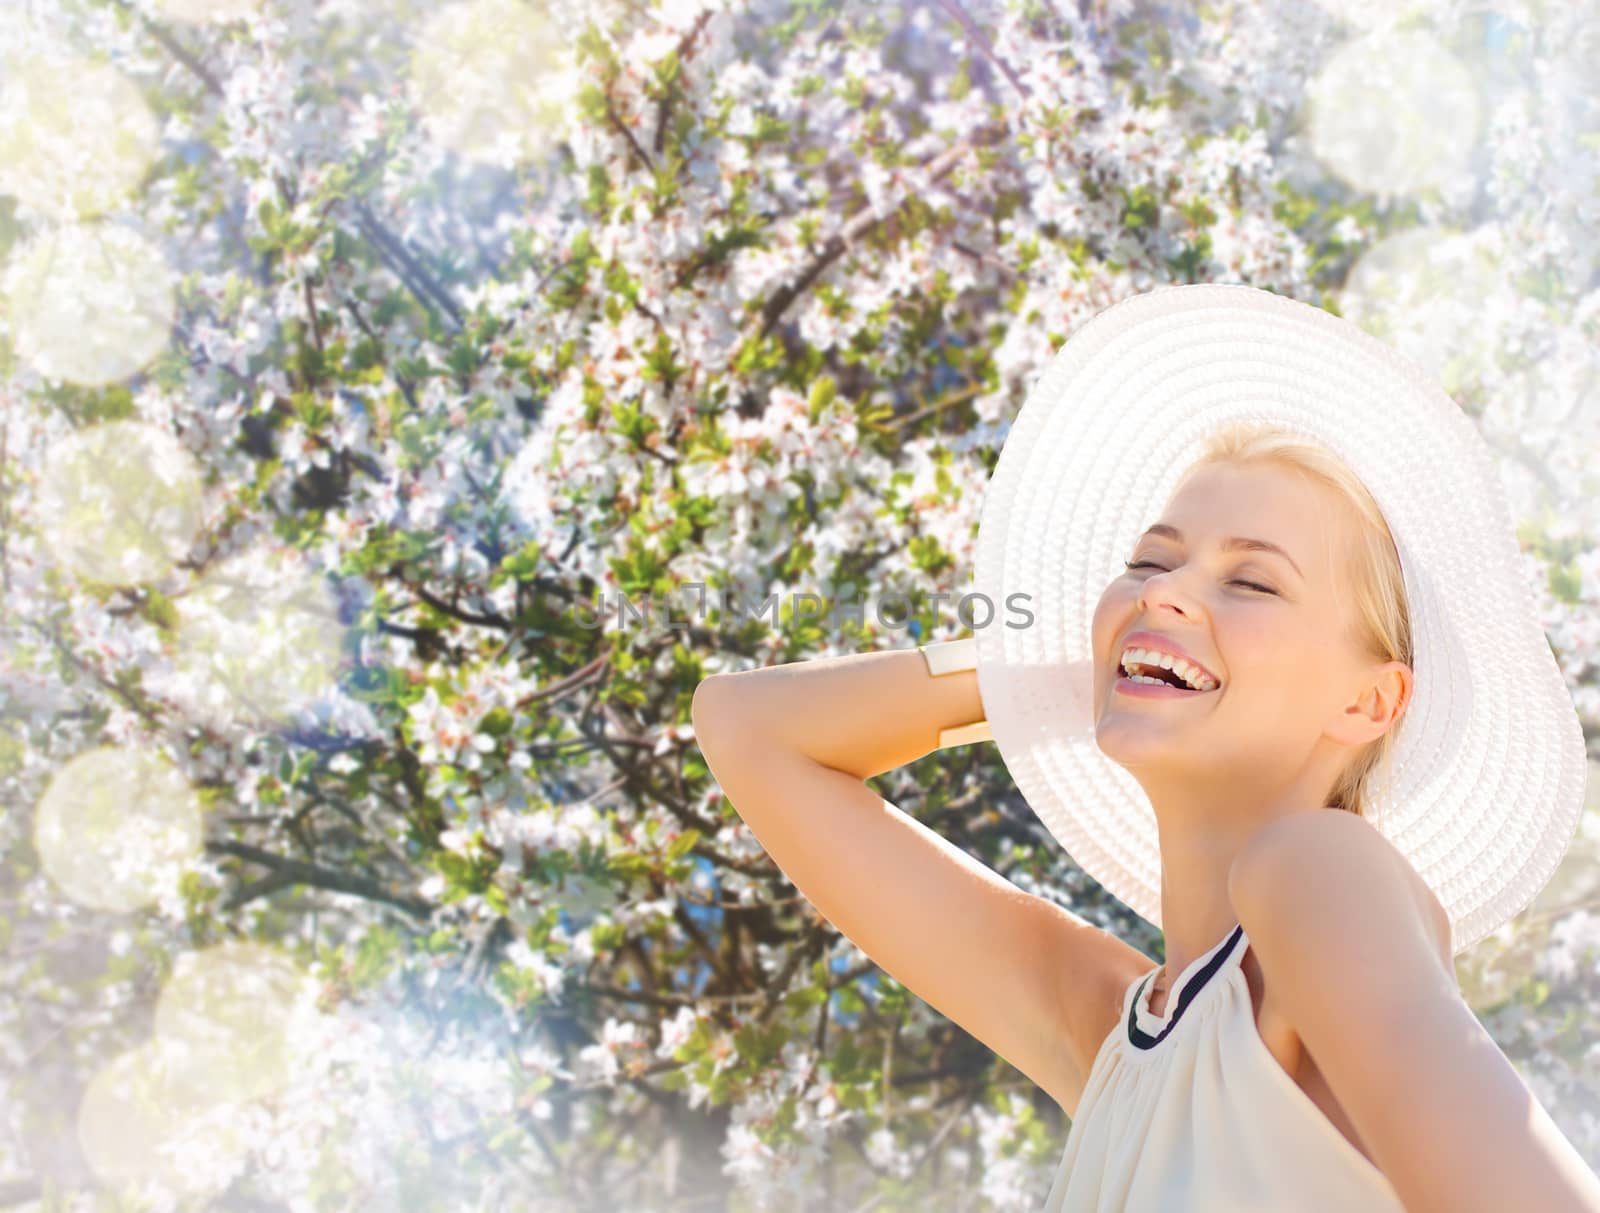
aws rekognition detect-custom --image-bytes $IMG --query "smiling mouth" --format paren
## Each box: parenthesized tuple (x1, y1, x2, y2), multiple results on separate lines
(1115, 669, 1220, 695)
(1121, 661, 1212, 686)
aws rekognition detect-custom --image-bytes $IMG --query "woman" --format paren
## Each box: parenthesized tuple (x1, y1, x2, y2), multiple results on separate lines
(691, 285, 1600, 1210)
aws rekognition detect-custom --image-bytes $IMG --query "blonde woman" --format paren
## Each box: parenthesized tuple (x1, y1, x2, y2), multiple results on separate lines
(692, 285, 1600, 1210)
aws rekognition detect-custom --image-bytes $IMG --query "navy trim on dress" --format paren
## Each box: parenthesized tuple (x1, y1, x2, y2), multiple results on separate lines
(1127, 923, 1245, 1050)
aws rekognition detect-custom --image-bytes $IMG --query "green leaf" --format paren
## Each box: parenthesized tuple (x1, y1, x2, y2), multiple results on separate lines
(478, 706, 514, 737)
(484, 883, 510, 915)
(666, 828, 701, 861)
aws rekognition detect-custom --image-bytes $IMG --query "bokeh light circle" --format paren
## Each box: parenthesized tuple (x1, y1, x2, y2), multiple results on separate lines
(1307, 29, 1480, 198)
(1338, 224, 1508, 396)
(154, 940, 312, 1103)
(0, 48, 160, 221)
(410, 0, 576, 168)
(33, 417, 205, 586)
(171, 545, 348, 726)
(2, 221, 177, 385)
(32, 745, 204, 914)
(76, 1034, 250, 1196)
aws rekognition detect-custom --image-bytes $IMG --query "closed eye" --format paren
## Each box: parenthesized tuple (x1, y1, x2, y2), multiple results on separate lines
(1123, 560, 1278, 595)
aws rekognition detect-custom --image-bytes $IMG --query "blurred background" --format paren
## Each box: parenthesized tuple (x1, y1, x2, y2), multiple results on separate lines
(0, 0, 1597, 1208)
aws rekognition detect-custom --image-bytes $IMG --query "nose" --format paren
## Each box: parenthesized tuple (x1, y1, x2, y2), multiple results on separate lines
(1138, 572, 1195, 618)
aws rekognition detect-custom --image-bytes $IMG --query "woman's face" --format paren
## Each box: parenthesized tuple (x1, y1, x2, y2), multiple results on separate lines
(1089, 461, 1410, 813)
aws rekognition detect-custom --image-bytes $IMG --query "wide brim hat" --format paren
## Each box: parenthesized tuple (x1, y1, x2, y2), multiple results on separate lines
(970, 282, 1587, 957)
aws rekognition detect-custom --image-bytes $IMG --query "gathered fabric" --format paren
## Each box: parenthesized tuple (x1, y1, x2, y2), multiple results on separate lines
(1042, 922, 1408, 1211)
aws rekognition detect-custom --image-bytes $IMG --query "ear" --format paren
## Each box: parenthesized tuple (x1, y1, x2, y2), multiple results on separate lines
(1330, 659, 1411, 747)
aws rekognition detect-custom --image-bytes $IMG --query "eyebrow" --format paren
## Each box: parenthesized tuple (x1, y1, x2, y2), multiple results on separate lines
(1139, 524, 1305, 581)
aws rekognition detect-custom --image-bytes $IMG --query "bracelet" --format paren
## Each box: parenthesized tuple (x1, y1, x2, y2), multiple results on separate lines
(919, 635, 978, 676)
(918, 637, 993, 748)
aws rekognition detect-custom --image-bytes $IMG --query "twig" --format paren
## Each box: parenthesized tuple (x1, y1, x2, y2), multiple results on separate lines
(303, 276, 325, 357)
(754, 121, 1009, 343)
(351, 201, 465, 331)
(31, 617, 165, 733)
(111, 0, 224, 96)
(205, 839, 435, 920)
(653, 11, 716, 156)
(223, 868, 298, 909)
(603, 89, 655, 175)
(343, 296, 419, 414)
(517, 655, 610, 708)
(406, 579, 512, 630)
(878, 380, 986, 433)
(931, 0, 1031, 100)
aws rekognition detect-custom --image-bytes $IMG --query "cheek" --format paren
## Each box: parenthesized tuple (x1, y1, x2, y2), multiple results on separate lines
(1089, 590, 1126, 655)
(1229, 641, 1322, 703)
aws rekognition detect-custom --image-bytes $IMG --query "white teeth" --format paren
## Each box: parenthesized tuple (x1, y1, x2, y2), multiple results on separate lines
(1118, 647, 1219, 691)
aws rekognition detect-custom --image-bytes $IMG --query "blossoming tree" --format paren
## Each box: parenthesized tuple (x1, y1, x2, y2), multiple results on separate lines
(1, 0, 1597, 1208)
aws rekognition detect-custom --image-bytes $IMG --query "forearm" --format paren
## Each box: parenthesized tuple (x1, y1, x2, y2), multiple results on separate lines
(691, 641, 987, 781)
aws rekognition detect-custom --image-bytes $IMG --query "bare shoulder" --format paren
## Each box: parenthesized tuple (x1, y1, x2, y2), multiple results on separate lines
(1231, 810, 1454, 978)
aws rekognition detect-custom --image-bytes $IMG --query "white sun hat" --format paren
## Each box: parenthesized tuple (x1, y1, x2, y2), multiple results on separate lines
(958, 282, 1586, 958)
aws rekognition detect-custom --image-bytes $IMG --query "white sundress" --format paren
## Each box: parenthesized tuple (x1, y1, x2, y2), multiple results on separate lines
(1041, 921, 1409, 1211)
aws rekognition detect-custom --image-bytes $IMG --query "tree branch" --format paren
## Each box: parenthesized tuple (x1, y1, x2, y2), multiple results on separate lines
(654, 11, 715, 156)
(205, 839, 435, 920)
(932, 0, 1031, 101)
(754, 120, 1010, 344)
(351, 201, 465, 331)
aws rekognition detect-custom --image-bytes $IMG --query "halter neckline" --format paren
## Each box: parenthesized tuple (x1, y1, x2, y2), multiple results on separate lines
(1128, 922, 1246, 1049)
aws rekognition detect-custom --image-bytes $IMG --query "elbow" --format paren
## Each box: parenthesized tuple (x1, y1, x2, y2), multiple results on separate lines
(691, 673, 735, 742)
(693, 668, 787, 756)
(692, 674, 759, 781)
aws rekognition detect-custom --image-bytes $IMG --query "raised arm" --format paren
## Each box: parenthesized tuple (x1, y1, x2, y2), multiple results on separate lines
(690, 642, 1148, 1116)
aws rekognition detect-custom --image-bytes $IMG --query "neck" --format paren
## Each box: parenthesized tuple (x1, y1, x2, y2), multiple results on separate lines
(1149, 794, 1328, 982)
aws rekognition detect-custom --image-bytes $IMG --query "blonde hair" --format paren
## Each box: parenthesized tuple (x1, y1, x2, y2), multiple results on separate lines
(1174, 420, 1414, 818)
